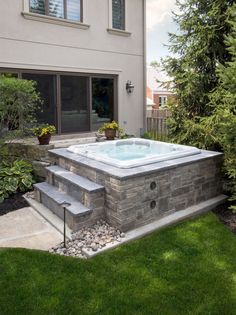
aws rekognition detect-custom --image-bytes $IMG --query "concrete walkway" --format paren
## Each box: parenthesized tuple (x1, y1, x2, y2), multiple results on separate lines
(0, 207, 62, 251)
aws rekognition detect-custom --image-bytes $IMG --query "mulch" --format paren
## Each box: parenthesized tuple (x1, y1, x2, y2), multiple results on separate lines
(0, 192, 235, 236)
(213, 203, 236, 235)
(0, 192, 29, 216)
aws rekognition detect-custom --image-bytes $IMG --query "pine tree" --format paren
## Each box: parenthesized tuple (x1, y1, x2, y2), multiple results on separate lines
(211, 4, 236, 211)
(215, 4, 236, 110)
(164, 0, 235, 117)
(165, 3, 236, 211)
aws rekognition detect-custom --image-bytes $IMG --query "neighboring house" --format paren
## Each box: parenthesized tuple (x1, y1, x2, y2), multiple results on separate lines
(146, 65, 175, 109)
(146, 96, 155, 109)
(0, 0, 146, 135)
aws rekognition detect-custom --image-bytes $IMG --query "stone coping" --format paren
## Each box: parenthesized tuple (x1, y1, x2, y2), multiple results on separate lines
(49, 147, 223, 180)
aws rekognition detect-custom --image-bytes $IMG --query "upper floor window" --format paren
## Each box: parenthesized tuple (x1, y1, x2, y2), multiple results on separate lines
(29, 0, 82, 22)
(112, 0, 125, 30)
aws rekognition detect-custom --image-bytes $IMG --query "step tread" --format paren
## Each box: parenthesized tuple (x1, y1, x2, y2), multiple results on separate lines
(46, 165, 104, 193)
(51, 137, 96, 149)
(24, 196, 73, 240)
(34, 182, 91, 217)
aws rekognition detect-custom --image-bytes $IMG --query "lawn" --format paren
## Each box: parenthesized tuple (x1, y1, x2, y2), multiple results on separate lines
(0, 213, 236, 315)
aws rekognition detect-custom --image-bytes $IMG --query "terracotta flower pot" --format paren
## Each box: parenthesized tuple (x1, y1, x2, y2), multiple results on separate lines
(38, 133, 51, 145)
(105, 128, 116, 140)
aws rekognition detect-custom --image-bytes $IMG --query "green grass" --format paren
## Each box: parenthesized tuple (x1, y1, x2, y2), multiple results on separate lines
(0, 213, 236, 315)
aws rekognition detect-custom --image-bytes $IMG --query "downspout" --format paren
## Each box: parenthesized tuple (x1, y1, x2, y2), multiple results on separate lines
(143, 0, 147, 133)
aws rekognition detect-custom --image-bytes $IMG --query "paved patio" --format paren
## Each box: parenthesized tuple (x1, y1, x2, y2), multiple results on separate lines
(0, 207, 62, 251)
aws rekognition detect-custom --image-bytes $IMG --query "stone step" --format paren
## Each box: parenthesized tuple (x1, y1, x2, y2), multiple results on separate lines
(48, 148, 104, 183)
(46, 165, 105, 206)
(24, 195, 73, 240)
(52, 132, 97, 141)
(51, 137, 96, 149)
(46, 165, 104, 193)
(34, 182, 92, 230)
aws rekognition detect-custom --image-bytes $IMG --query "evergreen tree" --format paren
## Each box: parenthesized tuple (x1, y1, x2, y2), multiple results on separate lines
(164, 0, 235, 117)
(165, 3, 236, 211)
(211, 4, 236, 211)
(214, 4, 236, 110)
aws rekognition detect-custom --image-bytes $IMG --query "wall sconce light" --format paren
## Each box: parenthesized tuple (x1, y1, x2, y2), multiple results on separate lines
(126, 80, 134, 94)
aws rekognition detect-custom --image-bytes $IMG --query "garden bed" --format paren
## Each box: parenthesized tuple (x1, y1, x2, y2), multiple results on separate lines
(213, 203, 236, 235)
(0, 193, 29, 216)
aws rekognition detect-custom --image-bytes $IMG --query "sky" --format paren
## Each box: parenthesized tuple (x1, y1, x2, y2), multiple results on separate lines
(146, 0, 178, 64)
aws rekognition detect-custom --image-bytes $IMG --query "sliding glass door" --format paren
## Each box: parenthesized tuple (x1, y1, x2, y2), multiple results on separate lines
(22, 73, 56, 126)
(91, 78, 114, 131)
(3, 69, 116, 134)
(60, 75, 89, 133)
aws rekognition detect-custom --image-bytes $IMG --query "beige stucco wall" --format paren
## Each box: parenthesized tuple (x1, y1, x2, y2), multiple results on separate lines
(0, 0, 145, 135)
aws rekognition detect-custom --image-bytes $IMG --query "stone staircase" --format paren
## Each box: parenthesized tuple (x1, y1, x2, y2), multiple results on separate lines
(34, 165, 105, 231)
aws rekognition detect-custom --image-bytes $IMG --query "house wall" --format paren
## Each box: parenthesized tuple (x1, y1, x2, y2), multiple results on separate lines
(0, 0, 145, 136)
(153, 94, 161, 108)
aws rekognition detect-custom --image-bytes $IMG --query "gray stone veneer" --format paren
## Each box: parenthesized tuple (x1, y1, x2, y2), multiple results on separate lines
(49, 148, 223, 232)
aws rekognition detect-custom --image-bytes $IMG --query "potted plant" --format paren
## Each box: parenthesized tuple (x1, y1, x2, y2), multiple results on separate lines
(98, 121, 123, 140)
(33, 124, 56, 145)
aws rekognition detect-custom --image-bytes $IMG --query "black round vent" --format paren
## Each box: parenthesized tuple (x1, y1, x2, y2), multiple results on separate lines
(150, 181, 157, 190)
(150, 200, 156, 209)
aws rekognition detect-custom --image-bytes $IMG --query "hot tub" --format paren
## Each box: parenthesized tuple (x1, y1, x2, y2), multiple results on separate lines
(67, 138, 201, 169)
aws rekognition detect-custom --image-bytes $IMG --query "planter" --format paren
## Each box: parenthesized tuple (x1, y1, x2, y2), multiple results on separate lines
(37, 133, 51, 145)
(105, 128, 116, 140)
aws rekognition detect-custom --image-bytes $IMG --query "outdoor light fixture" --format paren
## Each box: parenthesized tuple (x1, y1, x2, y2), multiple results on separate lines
(126, 80, 134, 93)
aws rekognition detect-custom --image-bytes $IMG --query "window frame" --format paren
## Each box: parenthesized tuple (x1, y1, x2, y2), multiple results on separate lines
(22, 0, 89, 29)
(159, 96, 168, 107)
(107, 0, 131, 37)
(29, 0, 83, 22)
(112, 0, 125, 31)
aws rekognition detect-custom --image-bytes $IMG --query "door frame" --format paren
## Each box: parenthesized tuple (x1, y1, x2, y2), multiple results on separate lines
(0, 68, 118, 134)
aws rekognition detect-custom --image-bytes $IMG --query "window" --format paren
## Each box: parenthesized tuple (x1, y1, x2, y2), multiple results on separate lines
(48, 0, 64, 19)
(29, 0, 45, 15)
(29, 0, 82, 22)
(159, 96, 167, 107)
(112, 0, 125, 30)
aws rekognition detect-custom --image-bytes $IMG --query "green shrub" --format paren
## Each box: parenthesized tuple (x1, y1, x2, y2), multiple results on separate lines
(217, 108, 236, 212)
(166, 106, 223, 151)
(0, 160, 34, 203)
(142, 131, 169, 142)
(120, 133, 135, 139)
(166, 104, 236, 212)
(0, 75, 40, 138)
(0, 75, 41, 162)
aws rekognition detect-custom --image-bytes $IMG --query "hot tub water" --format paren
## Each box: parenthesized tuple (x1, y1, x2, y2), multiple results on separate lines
(67, 138, 201, 169)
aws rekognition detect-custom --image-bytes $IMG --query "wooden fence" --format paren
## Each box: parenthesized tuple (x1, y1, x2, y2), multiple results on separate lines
(146, 109, 170, 136)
